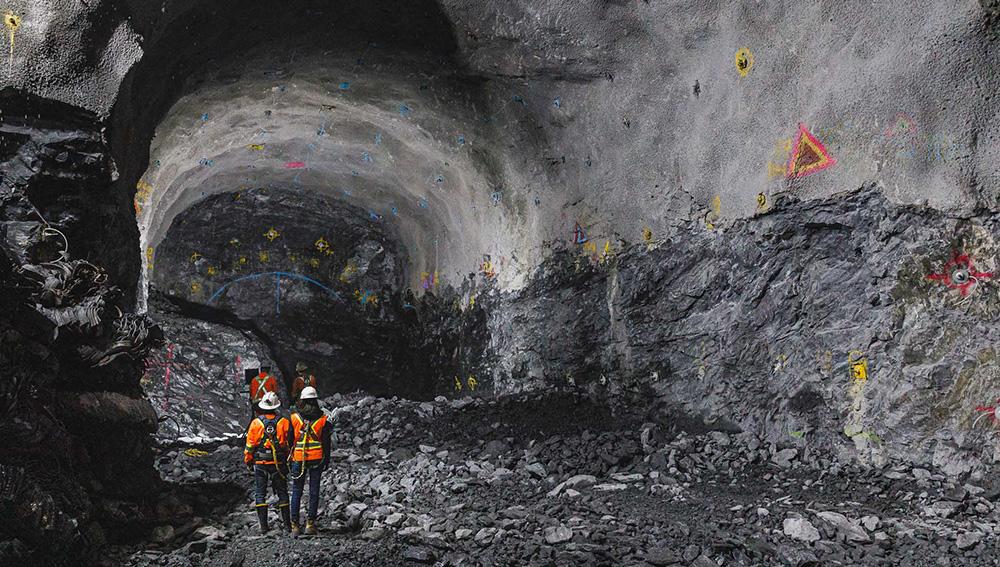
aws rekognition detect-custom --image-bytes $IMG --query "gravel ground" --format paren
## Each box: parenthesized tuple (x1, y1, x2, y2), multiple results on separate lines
(110, 392, 1000, 566)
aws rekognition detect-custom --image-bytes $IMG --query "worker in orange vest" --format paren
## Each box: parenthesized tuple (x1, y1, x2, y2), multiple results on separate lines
(244, 392, 292, 534)
(287, 386, 331, 536)
(290, 362, 317, 406)
(248, 366, 279, 419)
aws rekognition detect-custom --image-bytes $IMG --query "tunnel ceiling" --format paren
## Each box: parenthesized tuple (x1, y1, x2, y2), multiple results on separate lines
(114, 1, 523, 310)
(136, 46, 509, 307)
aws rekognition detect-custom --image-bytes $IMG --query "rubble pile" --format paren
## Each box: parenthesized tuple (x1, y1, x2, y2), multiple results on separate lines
(125, 392, 999, 566)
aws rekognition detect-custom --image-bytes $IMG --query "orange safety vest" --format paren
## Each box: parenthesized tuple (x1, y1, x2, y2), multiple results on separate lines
(291, 374, 317, 401)
(244, 414, 290, 465)
(290, 412, 328, 462)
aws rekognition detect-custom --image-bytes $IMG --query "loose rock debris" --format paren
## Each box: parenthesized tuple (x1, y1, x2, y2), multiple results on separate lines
(117, 392, 999, 566)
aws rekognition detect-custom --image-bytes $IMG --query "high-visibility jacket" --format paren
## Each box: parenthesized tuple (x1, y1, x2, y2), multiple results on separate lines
(244, 413, 290, 465)
(250, 372, 278, 402)
(290, 374, 317, 402)
(290, 412, 328, 462)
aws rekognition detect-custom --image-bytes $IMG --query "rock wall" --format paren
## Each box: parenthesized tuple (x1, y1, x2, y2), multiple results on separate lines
(484, 186, 1000, 475)
(0, 90, 162, 564)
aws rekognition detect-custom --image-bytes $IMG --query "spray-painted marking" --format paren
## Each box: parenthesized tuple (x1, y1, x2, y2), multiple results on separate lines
(285, 161, 306, 169)
(848, 351, 868, 382)
(207, 271, 343, 314)
(787, 124, 836, 178)
(735, 47, 754, 77)
(927, 252, 992, 296)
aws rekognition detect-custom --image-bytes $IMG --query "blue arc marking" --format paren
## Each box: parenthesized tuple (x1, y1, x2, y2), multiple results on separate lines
(207, 271, 343, 314)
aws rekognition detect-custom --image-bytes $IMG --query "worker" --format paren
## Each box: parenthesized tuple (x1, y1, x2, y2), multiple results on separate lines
(249, 366, 278, 419)
(243, 392, 292, 534)
(287, 386, 331, 536)
(290, 362, 317, 405)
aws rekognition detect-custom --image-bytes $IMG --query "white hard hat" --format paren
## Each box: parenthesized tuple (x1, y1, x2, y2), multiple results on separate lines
(258, 391, 281, 410)
(299, 386, 318, 400)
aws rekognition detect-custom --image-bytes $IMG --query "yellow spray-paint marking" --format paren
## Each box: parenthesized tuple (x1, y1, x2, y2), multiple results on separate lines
(258, 251, 269, 263)
(468, 294, 476, 308)
(189, 252, 202, 263)
(4, 12, 20, 70)
(767, 138, 793, 179)
(582, 241, 597, 254)
(309, 258, 320, 269)
(466, 376, 478, 391)
(848, 350, 868, 382)
(238, 256, 248, 265)
(247, 144, 265, 151)
(756, 192, 767, 211)
(206, 266, 218, 277)
(705, 195, 722, 229)
(315, 236, 332, 255)
(229, 238, 241, 247)
(264, 227, 281, 241)
(735, 48, 754, 78)
(190, 281, 202, 294)
(184, 448, 209, 458)
(339, 265, 357, 283)
(454, 377, 463, 392)
(642, 226, 653, 244)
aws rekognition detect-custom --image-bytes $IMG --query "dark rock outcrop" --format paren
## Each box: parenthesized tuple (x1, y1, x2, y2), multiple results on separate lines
(0, 89, 162, 565)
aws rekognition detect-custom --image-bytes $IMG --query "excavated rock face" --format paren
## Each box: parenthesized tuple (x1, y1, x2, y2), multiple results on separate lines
(0, 91, 162, 564)
(1, 0, 1000, 562)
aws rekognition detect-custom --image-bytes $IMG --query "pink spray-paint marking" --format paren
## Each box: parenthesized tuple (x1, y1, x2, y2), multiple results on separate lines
(285, 161, 306, 169)
(235, 355, 243, 384)
(927, 252, 993, 296)
(147, 343, 176, 411)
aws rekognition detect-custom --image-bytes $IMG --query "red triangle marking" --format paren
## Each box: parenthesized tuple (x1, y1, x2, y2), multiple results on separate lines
(786, 124, 836, 179)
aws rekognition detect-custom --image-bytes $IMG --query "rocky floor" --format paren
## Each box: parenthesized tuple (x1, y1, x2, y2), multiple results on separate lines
(111, 392, 1000, 566)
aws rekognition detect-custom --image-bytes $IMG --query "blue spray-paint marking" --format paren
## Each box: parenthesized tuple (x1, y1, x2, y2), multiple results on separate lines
(362, 151, 373, 163)
(201, 113, 210, 121)
(553, 97, 561, 108)
(207, 271, 344, 315)
(369, 211, 383, 221)
(375, 132, 383, 146)
(317, 125, 326, 136)
(391, 206, 398, 216)
(457, 135, 465, 146)
(351, 170, 360, 177)
(491, 190, 502, 206)
(512, 95, 525, 106)
(435, 174, 444, 183)
(292, 172, 302, 185)
(275, 274, 281, 314)
(339, 81, 351, 90)
(418, 198, 429, 209)
(306, 143, 317, 153)
(199, 158, 214, 167)
(343, 189, 353, 197)
(399, 104, 411, 116)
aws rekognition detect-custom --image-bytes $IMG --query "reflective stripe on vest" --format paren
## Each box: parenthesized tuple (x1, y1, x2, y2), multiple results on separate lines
(293, 417, 325, 461)
(254, 377, 270, 400)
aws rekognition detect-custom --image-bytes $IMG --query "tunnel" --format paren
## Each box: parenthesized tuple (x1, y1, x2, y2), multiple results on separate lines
(1, 0, 1000, 565)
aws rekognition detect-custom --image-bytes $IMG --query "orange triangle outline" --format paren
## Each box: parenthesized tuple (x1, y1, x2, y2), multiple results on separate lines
(786, 124, 836, 179)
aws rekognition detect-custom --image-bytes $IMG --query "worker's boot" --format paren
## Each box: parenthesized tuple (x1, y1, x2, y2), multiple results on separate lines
(304, 519, 317, 535)
(290, 519, 300, 537)
(279, 506, 292, 533)
(256, 507, 269, 534)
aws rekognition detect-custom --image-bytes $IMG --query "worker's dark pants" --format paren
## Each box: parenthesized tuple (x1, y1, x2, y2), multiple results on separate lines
(289, 461, 323, 522)
(253, 464, 289, 510)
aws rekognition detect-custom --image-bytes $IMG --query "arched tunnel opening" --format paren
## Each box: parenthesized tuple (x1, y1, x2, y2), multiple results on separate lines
(2, 0, 1000, 564)
(113, 0, 497, 406)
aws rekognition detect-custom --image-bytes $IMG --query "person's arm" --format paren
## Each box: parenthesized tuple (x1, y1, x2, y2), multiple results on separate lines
(320, 418, 332, 470)
(244, 420, 259, 471)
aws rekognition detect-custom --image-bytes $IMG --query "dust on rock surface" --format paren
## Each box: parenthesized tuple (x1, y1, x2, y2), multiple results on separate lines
(112, 392, 999, 567)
